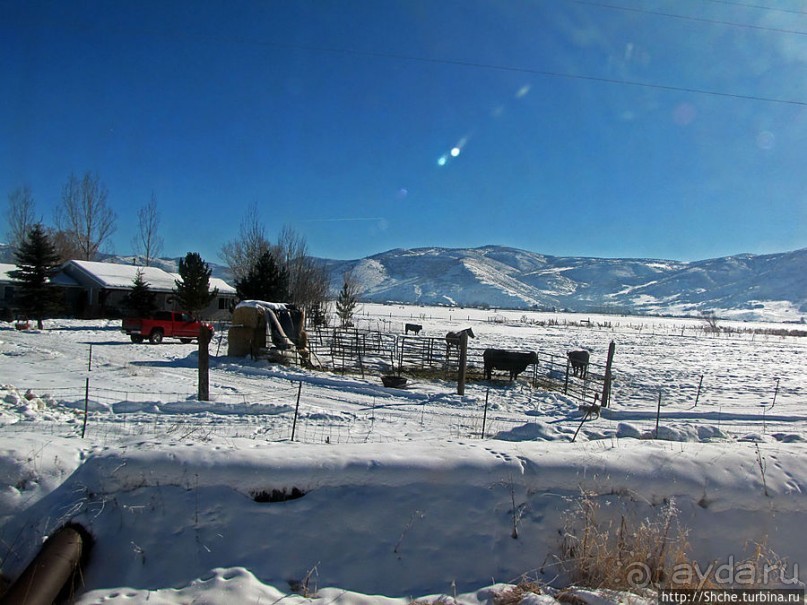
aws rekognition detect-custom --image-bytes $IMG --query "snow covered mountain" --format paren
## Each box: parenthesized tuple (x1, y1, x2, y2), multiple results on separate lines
(5, 241, 804, 321)
(323, 245, 807, 322)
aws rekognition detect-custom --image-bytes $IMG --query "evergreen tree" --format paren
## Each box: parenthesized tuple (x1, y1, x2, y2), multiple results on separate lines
(309, 301, 330, 328)
(123, 269, 158, 317)
(173, 252, 218, 319)
(235, 250, 290, 302)
(335, 271, 360, 328)
(10, 224, 62, 328)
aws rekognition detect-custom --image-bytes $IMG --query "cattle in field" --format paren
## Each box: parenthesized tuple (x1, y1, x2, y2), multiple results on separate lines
(445, 327, 475, 350)
(405, 323, 422, 335)
(483, 349, 539, 381)
(567, 349, 590, 378)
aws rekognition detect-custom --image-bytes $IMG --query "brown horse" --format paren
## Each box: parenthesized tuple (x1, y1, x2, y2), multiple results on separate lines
(445, 327, 475, 352)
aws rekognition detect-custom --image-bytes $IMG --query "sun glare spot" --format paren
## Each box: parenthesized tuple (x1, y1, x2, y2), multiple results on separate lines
(672, 103, 697, 126)
(437, 155, 448, 167)
(450, 147, 461, 157)
(756, 131, 775, 150)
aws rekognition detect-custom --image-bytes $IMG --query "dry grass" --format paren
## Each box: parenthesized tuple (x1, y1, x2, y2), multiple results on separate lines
(494, 580, 545, 605)
(558, 492, 695, 592)
(557, 491, 793, 594)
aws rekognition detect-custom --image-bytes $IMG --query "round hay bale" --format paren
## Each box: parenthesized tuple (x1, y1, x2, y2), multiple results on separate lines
(228, 326, 258, 357)
(231, 305, 264, 330)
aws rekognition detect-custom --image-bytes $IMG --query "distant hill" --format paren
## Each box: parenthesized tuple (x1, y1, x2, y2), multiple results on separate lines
(4, 242, 805, 321)
(322, 245, 807, 322)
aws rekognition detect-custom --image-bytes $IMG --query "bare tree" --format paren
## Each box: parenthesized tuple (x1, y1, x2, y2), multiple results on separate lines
(221, 213, 330, 312)
(701, 310, 720, 334)
(276, 225, 331, 312)
(6, 185, 39, 250)
(132, 192, 163, 266)
(220, 202, 271, 283)
(48, 228, 84, 264)
(56, 171, 117, 261)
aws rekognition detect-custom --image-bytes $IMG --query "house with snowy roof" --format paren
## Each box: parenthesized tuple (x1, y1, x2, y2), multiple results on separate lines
(0, 263, 19, 320)
(56, 260, 236, 319)
(1, 260, 236, 321)
(1, 262, 82, 321)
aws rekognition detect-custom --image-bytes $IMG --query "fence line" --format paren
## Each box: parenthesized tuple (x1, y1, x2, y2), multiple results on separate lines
(5, 318, 805, 445)
(4, 367, 803, 447)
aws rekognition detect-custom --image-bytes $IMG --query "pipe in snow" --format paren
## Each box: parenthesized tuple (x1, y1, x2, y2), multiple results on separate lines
(0, 523, 92, 605)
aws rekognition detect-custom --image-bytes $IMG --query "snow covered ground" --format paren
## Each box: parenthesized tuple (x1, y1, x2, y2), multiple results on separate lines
(1, 304, 805, 603)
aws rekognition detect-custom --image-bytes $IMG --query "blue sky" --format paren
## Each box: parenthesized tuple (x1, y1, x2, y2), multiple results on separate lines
(2, 0, 806, 264)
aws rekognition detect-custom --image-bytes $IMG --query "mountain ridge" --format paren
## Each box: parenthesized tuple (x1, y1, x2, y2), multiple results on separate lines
(322, 245, 807, 322)
(3, 242, 804, 321)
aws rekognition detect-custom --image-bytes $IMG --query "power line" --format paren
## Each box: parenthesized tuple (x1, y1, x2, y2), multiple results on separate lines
(703, 0, 807, 16)
(569, 0, 807, 36)
(280, 42, 807, 108)
(9, 14, 807, 108)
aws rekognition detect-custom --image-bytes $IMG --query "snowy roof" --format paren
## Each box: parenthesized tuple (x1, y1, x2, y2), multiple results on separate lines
(67, 260, 235, 294)
(169, 272, 236, 295)
(68, 260, 179, 291)
(0, 263, 79, 287)
(0, 263, 15, 283)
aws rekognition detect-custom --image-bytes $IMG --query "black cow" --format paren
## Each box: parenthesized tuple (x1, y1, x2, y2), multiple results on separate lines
(405, 323, 423, 335)
(483, 349, 539, 381)
(567, 349, 590, 378)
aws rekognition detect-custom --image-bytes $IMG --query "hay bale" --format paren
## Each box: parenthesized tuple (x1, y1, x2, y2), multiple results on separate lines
(228, 326, 260, 357)
(231, 305, 264, 329)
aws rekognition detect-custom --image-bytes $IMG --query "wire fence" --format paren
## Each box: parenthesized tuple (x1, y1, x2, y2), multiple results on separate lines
(306, 327, 611, 407)
(3, 313, 806, 446)
(4, 363, 804, 447)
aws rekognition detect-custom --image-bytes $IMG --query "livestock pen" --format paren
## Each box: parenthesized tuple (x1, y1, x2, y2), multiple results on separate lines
(306, 326, 609, 407)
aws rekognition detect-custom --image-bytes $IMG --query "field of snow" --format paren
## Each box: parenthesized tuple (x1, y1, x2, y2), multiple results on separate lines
(1, 303, 805, 603)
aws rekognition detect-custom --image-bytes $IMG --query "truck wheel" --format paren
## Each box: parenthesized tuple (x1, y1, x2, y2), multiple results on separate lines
(130, 335, 144, 343)
(149, 330, 164, 344)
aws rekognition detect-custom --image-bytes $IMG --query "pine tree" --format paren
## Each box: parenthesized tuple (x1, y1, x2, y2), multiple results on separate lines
(173, 252, 218, 319)
(335, 272, 360, 328)
(309, 301, 330, 328)
(235, 250, 290, 302)
(123, 269, 158, 317)
(9, 224, 62, 329)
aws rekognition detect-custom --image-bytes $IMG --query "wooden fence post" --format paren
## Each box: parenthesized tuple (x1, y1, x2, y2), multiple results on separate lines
(198, 325, 211, 401)
(600, 341, 615, 408)
(457, 331, 469, 395)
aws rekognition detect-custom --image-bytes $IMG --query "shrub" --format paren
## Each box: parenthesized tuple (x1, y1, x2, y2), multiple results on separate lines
(558, 492, 693, 592)
(557, 491, 791, 593)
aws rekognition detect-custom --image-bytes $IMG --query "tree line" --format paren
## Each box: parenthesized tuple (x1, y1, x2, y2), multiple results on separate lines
(5, 175, 360, 326)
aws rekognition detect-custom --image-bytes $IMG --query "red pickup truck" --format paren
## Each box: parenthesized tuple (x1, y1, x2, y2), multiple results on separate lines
(122, 311, 213, 344)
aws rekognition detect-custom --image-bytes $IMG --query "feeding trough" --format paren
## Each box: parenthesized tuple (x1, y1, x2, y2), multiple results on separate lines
(381, 375, 407, 389)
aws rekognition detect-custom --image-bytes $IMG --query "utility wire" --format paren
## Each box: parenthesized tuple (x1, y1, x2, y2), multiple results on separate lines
(703, 0, 807, 16)
(569, 0, 807, 36)
(286, 42, 807, 107)
(9, 13, 807, 108)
